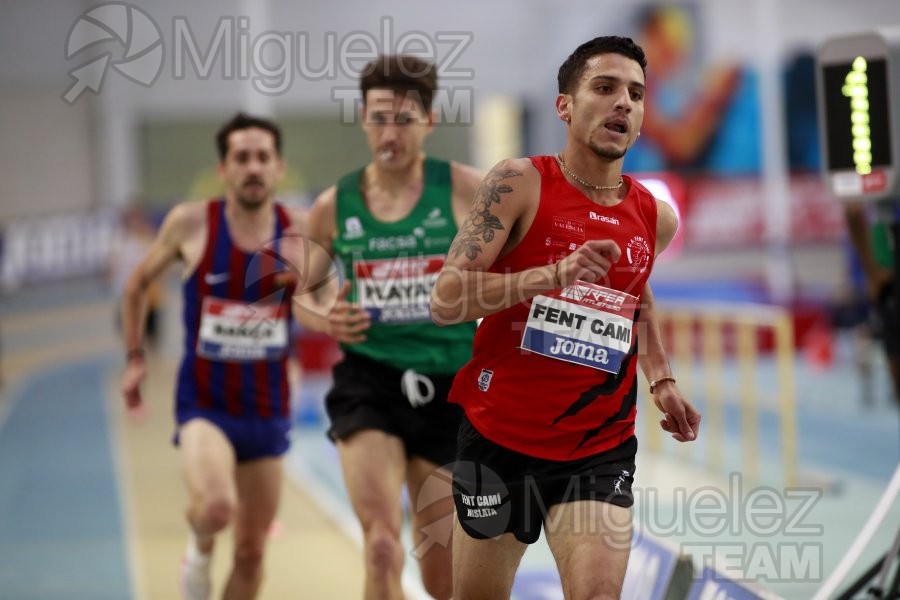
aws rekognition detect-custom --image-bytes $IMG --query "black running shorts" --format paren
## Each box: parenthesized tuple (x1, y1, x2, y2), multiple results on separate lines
(453, 415, 637, 544)
(325, 350, 462, 467)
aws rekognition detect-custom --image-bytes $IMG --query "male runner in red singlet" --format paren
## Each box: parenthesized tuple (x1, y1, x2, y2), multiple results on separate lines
(431, 36, 701, 599)
(121, 113, 305, 600)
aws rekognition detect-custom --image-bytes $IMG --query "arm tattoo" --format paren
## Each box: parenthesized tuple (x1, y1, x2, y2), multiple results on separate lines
(450, 167, 522, 261)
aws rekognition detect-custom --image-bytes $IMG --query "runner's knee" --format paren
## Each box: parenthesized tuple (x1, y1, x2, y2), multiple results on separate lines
(233, 540, 265, 578)
(364, 521, 403, 574)
(196, 494, 234, 531)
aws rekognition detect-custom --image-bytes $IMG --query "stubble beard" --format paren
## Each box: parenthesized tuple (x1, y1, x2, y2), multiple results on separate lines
(588, 140, 627, 161)
(235, 191, 269, 211)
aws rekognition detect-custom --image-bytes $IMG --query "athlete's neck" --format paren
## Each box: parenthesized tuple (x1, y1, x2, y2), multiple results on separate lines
(559, 151, 622, 185)
(363, 154, 425, 199)
(224, 195, 274, 232)
(558, 148, 626, 205)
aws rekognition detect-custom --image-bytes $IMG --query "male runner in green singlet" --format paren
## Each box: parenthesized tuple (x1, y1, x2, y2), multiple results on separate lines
(295, 54, 483, 600)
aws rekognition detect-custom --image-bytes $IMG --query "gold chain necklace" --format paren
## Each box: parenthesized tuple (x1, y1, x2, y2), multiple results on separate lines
(555, 153, 623, 191)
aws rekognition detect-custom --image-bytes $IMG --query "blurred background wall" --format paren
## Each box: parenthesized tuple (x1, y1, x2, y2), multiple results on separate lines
(1, 0, 899, 303)
(2, 6, 899, 597)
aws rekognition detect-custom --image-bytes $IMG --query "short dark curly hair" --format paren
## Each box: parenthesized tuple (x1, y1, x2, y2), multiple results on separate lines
(359, 54, 438, 112)
(215, 112, 282, 160)
(558, 36, 648, 94)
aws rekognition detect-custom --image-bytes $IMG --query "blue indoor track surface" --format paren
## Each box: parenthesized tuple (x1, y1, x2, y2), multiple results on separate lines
(0, 357, 131, 600)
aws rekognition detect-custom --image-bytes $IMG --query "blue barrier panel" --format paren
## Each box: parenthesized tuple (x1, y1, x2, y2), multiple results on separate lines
(687, 565, 772, 600)
(510, 528, 688, 600)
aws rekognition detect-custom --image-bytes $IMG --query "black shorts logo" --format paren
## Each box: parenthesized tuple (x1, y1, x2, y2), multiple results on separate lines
(452, 460, 512, 539)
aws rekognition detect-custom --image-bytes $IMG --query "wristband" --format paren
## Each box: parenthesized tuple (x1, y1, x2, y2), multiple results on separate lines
(126, 349, 145, 361)
(649, 376, 676, 394)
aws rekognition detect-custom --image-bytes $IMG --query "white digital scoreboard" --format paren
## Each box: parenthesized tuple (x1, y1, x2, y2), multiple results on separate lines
(816, 28, 900, 201)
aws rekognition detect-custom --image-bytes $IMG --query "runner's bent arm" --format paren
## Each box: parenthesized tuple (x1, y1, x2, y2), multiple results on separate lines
(121, 202, 200, 407)
(121, 203, 197, 355)
(637, 199, 700, 441)
(449, 161, 487, 227)
(291, 187, 370, 343)
(290, 187, 338, 331)
(637, 199, 678, 384)
(432, 159, 548, 324)
(431, 158, 621, 325)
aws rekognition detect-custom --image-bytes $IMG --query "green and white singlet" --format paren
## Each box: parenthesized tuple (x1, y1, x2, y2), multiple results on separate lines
(333, 157, 476, 374)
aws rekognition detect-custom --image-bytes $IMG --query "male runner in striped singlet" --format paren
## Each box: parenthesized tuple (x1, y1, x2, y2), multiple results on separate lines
(121, 113, 305, 600)
(431, 36, 702, 599)
(295, 55, 483, 600)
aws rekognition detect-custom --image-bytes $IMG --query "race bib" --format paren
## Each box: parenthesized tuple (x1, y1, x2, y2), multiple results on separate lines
(197, 297, 289, 362)
(355, 255, 444, 324)
(520, 281, 638, 373)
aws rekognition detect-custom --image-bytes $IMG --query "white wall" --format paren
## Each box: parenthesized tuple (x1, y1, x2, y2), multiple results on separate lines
(0, 87, 96, 219)
(0, 0, 99, 219)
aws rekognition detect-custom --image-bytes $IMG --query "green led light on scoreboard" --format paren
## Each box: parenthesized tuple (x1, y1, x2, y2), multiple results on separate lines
(816, 28, 900, 201)
(842, 57, 873, 175)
